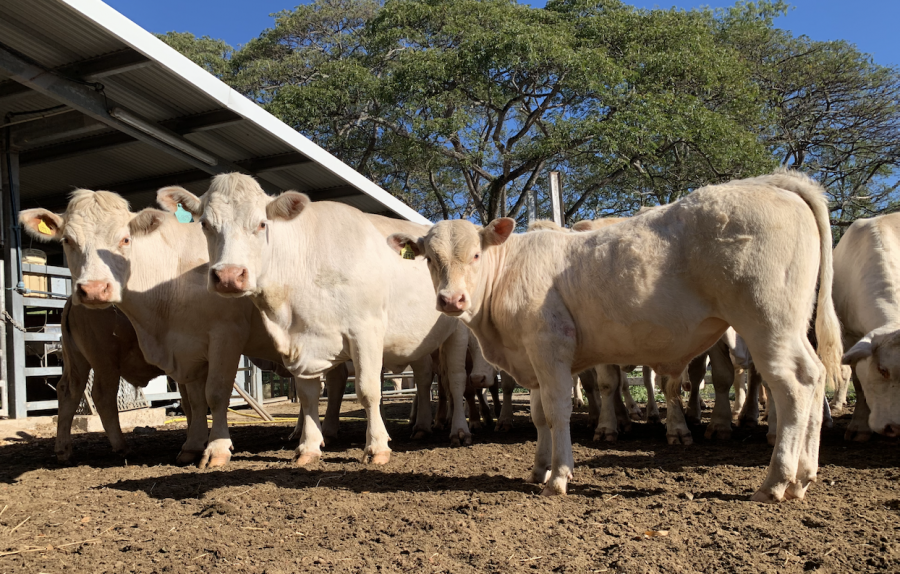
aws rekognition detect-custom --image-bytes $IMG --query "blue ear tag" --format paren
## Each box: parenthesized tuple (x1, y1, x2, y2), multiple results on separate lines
(401, 244, 415, 260)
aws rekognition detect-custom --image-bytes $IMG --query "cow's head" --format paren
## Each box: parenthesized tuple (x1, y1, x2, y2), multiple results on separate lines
(843, 326, 900, 437)
(19, 190, 166, 307)
(386, 218, 515, 317)
(158, 173, 308, 297)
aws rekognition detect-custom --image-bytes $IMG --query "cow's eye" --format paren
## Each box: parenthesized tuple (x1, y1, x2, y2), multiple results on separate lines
(878, 366, 890, 379)
(120, 237, 130, 247)
(62, 237, 70, 245)
(473, 253, 480, 261)
(200, 220, 208, 230)
(258, 221, 267, 232)
(425, 257, 431, 264)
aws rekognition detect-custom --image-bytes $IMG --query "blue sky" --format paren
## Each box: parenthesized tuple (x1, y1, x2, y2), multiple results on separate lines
(107, 0, 900, 67)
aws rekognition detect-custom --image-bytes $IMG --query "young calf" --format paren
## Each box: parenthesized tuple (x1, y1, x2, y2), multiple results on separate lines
(388, 171, 842, 502)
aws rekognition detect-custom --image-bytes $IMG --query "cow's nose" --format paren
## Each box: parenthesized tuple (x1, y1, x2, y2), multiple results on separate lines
(439, 292, 466, 312)
(76, 280, 112, 304)
(884, 424, 900, 438)
(211, 266, 248, 294)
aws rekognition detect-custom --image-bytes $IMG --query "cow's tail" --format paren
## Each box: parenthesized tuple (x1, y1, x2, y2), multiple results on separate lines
(767, 169, 843, 387)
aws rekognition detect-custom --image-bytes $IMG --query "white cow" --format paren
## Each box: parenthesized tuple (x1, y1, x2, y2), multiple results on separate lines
(56, 301, 163, 462)
(389, 171, 841, 501)
(834, 212, 900, 440)
(160, 174, 469, 465)
(20, 190, 284, 468)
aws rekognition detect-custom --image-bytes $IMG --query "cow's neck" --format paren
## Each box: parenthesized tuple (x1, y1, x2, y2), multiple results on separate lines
(462, 238, 516, 372)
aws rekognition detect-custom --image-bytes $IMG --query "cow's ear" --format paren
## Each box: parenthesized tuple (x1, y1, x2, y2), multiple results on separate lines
(266, 191, 310, 221)
(482, 217, 515, 246)
(129, 208, 167, 237)
(20, 209, 64, 242)
(572, 220, 595, 232)
(843, 339, 873, 365)
(157, 186, 202, 217)
(387, 233, 425, 258)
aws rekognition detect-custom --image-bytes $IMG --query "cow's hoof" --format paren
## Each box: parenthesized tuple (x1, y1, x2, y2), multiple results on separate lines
(175, 449, 204, 465)
(750, 489, 782, 504)
(200, 451, 232, 469)
(364, 450, 391, 465)
(685, 413, 701, 426)
(766, 434, 777, 446)
(646, 413, 661, 425)
(497, 421, 513, 432)
(410, 427, 430, 440)
(784, 481, 810, 501)
(294, 450, 322, 466)
(667, 432, 693, 446)
(540, 486, 565, 496)
(528, 467, 551, 484)
(573, 399, 585, 410)
(821, 418, 834, 430)
(433, 421, 446, 431)
(55, 445, 74, 464)
(629, 410, 644, 421)
(737, 417, 758, 429)
(469, 420, 483, 431)
(845, 428, 872, 442)
(704, 424, 732, 441)
(593, 429, 617, 443)
(449, 429, 472, 447)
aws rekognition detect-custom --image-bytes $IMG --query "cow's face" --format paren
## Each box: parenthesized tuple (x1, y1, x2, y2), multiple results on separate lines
(159, 174, 308, 298)
(387, 218, 515, 317)
(19, 190, 165, 308)
(843, 328, 900, 437)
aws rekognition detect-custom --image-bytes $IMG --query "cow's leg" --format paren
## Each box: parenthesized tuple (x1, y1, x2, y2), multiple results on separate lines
(55, 351, 92, 463)
(321, 363, 348, 442)
(434, 368, 448, 431)
(663, 373, 693, 445)
(498, 371, 516, 431)
(685, 357, 706, 425)
(350, 331, 392, 464)
(534, 364, 575, 496)
(732, 367, 747, 419)
(737, 364, 762, 428)
(527, 387, 552, 486)
(822, 395, 834, 429)
(764, 379, 777, 445)
(442, 324, 471, 447)
(294, 377, 326, 465)
(200, 363, 242, 468)
(751, 336, 822, 503)
(619, 371, 643, 421)
(490, 379, 501, 418)
(705, 341, 735, 441)
(465, 383, 483, 431)
(643, 367, 661, 424)
(830, 365, 851, 414)
(410, 355, 434, 440)
(580, 369, 602, 430)
(477, 388, 494, 428)
(177, 383, 210, 465)
(572, 376, 585, 410)
(92, 371, 129, 456)
(588, 368, 612, 442)
(845, 369, 872, 442)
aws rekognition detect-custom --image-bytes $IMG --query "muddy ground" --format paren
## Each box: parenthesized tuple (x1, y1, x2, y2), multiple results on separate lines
(1, 395, 899, 573)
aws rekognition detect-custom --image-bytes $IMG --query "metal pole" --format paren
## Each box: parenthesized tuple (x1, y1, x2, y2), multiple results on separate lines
(550, 171, 563, 226)
(1, 146, 25, 418)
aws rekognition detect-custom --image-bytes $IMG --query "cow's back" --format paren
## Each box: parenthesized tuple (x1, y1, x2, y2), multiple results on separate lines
(833, 213, 900, 342)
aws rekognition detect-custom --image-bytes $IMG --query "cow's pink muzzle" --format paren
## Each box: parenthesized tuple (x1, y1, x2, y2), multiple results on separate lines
(76, 280, 113, 305)
(211, 265, 249, 294)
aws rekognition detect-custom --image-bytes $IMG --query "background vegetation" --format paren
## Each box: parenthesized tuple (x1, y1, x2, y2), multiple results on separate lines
(159, 0, 900, 229)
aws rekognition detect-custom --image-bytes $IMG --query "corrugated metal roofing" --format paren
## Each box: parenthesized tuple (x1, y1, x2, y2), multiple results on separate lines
(0, 0, 429, 223)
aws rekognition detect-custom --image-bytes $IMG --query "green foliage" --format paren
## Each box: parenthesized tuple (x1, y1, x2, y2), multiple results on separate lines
(156, 32, 234, 78)
(160, 0, 900, 227)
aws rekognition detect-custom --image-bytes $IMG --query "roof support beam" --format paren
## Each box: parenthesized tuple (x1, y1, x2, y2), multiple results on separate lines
(238, 152, 311, 173)
(0, 44, 280, 193)
(0, 48, 151, 101)
(19, 109, 248, 167)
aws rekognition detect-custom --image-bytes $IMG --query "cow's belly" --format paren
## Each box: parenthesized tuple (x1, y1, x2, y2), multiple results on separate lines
(383, 314, 455, 365)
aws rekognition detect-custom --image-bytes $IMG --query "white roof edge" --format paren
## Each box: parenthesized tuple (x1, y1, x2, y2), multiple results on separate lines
(58, 0, 432, 225)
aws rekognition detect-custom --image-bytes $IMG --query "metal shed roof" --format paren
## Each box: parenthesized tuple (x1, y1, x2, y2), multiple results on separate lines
(0, 0, 429, 223)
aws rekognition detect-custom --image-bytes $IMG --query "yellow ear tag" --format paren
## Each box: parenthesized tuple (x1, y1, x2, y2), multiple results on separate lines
(38, 220, 53, 235)
(401, 244, 415, 260)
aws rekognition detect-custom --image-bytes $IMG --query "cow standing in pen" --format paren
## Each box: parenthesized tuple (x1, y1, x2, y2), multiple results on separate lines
(159, 174, 470, 466)
(388, 170, 842, 502)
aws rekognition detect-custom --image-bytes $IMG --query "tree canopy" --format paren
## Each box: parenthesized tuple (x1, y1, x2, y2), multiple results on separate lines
(159, 0, 900, 228)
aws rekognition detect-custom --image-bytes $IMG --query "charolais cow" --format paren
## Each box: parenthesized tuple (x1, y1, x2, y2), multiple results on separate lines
(388, 170, 842, 501)
(56, 301, 163, 462)
(159, 174, 469, 466)
(20, 190, 285, 469)
(834, 212, 900, 440)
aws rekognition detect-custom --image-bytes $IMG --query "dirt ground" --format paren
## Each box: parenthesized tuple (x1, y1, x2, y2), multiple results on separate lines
(1, 395, 899, 573)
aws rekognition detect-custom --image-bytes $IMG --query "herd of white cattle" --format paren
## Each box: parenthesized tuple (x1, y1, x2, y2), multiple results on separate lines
(18, 169, 900, 504)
